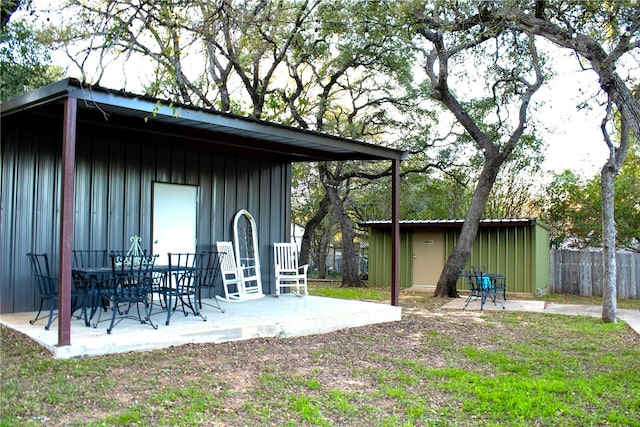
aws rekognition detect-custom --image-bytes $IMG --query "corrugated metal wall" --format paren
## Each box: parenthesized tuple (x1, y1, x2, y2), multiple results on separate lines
(1, 114, 291, 313)
(366, 228, 413, 287)
(445, 223, 549, 294)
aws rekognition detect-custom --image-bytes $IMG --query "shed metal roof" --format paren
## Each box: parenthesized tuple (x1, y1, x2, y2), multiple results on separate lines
(361, 218, 550, 230)
(1, 78, 407, 162)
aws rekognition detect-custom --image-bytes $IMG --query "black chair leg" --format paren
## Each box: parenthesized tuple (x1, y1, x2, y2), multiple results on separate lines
(29, 298, 45, 326)
(45, 298, 56, 330)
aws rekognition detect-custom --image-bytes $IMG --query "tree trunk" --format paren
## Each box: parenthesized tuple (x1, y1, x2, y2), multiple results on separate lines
(299, 193, 331, 267)
(600, 117, 630, 323)
(434, 158, 503, 297)
(323, 181, 363, 288)
(601, 163, 617, 323)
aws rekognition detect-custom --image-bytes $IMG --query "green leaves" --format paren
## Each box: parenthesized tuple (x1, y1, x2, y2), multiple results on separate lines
(542, 141, 640, 250)
(0, 20, 63, 101)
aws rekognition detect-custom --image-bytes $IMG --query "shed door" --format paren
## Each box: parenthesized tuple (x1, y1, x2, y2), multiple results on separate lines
(412, 230, 445, 286)
(152, 183, 198, 265)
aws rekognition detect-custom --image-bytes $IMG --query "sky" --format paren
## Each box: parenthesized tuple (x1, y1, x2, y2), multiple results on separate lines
(534, 51, 610, 178)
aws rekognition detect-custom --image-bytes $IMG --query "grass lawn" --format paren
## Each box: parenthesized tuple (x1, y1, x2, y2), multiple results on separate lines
(1, 284, 639, 426)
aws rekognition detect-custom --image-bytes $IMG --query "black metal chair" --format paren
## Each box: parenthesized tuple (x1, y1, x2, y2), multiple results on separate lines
(197, 251, 225, 313)
(93, 252, 157, 334)
(26, 252, 86, 330)
(468, 270, 505, 310)
(471, 265, 486, 276)
(156, 252, 208, 325)
(461, 270, 483, 308)
(72, 249, 108, 269)
(72, 249, 109, 325)
(471, 265, 507, 305)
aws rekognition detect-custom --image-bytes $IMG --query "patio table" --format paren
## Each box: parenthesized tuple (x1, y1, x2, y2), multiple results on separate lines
(72, 266, 112, 326)
(72, 265, 193, 327)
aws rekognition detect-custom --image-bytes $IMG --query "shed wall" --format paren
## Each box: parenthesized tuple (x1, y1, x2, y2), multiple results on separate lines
(365, 223, 550, 295)
(533, 223, 551, 292)
(445, 224, 548, 294)
(1, 114, 291, 313)
(366, 228, 412, 287)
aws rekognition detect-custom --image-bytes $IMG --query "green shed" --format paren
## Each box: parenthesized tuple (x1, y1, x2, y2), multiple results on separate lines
(361, 218, 551, 295)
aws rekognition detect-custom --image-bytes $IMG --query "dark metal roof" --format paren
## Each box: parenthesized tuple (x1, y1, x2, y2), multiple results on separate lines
(1, 78, 407, 162)
(361, 218, 550, 230)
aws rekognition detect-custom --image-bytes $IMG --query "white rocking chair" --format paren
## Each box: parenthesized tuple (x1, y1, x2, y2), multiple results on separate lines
(216, 241, 264, 302)
(273, 242, 308, 297)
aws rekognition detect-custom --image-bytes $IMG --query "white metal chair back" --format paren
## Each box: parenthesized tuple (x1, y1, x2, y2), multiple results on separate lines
(216, 241, 265, 301)
(273, 242, 308, 297)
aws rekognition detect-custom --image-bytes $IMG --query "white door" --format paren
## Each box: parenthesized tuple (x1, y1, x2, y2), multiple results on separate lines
(152, 183, 198, 265)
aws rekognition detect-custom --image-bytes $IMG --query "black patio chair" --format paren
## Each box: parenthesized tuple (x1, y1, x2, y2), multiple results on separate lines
(471, 265, 507, 303)
(72, 249, 108, 269)
(461, 270, 483, 308)
(468, 270, 505, 310)
(197, 251, 225, 313)
(156, 252, 207, 325)
(26, 252, 86, 330)
(72, 249, 109, 325)
(471, 265, 486, 275)
(93, 252, 158, 334)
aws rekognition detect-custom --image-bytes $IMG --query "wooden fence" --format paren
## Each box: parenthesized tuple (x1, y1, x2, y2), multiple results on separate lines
(550, 249, 640, 299)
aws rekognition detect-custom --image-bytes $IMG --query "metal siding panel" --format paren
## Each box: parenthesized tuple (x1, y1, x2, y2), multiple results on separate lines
(88, 141, 109, 250)
(1, 119, 63, 313)
(35, 132, 62, 273)
(263, 164, 278, 294)
(371, 228, 390, 287)
(170, 147, 186, 184)
(186, 151, 200, 186)
(401, 231, 412, 287)
(2, 127, 37, 312)
(74, 142, 92, 250)
(234, 160, 249, 211)
(140, 144, 156, 251)
(212, 155, 226, 242)
(0, 131, 18, 312)
(442, 225, 538, 294)
(365, 229, 381, 286)
(154, 145, 171, 183)
(524, 226, 533, 293)
(534, 223, 551, 291)
(222, 159, 238, 238)
(255, 162, 270, 292)
(124, 143, 142, 248)
(248, 161, 261, 214)
(196, 152, 214, 251)
(365, 228, 411, 288)
(108, 140, 126, 250)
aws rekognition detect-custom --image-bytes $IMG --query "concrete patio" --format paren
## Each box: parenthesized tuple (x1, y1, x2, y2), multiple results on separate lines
(0, 295, 402, 359)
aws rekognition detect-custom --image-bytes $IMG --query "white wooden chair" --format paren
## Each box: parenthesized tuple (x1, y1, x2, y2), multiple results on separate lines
(215, 241, 264, 301)
(215, 241, 244, 301)
(273, 242, 308, 297)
